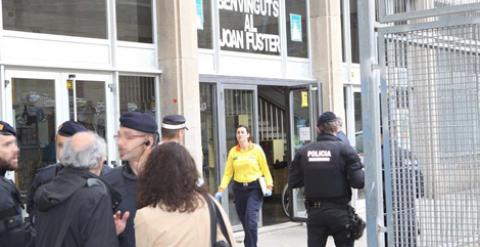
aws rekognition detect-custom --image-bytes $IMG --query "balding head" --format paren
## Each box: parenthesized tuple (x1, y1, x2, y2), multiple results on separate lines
(71, 132, 96, 152)
(60, 131, 106, 172)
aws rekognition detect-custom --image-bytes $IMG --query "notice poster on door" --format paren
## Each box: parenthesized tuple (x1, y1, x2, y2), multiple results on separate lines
(299, 127, 311, 141)
(301, 91, 308, 108)
(290, 13, 302, 42)
(196, 0, 204, 30)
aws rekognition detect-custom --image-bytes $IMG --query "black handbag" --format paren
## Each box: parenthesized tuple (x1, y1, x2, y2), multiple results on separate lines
(203, 194, 233, 247)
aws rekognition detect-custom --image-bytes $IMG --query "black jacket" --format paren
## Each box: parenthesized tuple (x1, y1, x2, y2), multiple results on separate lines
(28, 163, 114, 222)
(289, 133, 364, 204)
(0, 171, 35, 247)
(102, 165, 137, 247)
(34, 167, 118, 247)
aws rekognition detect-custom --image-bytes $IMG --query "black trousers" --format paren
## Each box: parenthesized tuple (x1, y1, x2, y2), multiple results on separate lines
(233, 181, 263, 247)
(307, 205, 354, 247)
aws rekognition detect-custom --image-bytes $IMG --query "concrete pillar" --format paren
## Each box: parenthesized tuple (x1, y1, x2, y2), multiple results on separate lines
(310, 0, 345, 119)
(156, 0, 203, 174)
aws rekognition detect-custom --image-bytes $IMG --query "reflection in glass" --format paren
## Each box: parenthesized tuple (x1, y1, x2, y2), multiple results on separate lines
(197, 0, 213, 49)
(354, 92, 363, 154)
(340, 0, 359, 63)
(116, 0, 153, 43)
(3, 0, 107, 39)
(292, 89, 311, 152)
(70, 81, 106, 138)
(200, 84, 218, 193)
(119, 76, 156, 116)
(286, 0, 308, 58)
(12, 78, 56, 192)
(224, 89, 254, 226)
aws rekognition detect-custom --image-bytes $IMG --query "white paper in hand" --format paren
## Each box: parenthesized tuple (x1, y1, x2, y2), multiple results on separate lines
(259, 177, 271, 197)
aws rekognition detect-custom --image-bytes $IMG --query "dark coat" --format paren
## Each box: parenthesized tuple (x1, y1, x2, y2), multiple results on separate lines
(28, 163, 113, 221)
(0, 172, 35, 247)
(102, 165, 137, 247)
(34, 167, 118, 247)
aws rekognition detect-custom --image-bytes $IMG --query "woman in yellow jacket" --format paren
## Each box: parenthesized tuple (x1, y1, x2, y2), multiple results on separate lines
(216, 125, 273, 247)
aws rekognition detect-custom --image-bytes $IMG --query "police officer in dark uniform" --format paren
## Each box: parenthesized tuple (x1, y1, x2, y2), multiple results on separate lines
(289, 112, 365, 247)
(102, 112, 158, 247)
(0, 121, 35, 246)
(160, 114, 188, 144)
(27, 121, 88, 219)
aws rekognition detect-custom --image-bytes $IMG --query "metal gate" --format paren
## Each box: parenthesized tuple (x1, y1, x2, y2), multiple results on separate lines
(360, 1, 480, 246)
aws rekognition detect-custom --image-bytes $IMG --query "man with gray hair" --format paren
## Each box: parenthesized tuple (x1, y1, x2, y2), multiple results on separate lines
(34, 132, 119, 247)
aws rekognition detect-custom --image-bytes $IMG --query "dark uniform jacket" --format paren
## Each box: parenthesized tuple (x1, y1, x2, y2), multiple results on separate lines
(102, 164, 137, 247)
(289, 134, 364, 204)
(0, 171, 35, 247)
(34, 167, 118, 247)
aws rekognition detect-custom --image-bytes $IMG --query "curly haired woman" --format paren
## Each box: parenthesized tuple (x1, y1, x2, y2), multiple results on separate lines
(135, 142, 234, 247)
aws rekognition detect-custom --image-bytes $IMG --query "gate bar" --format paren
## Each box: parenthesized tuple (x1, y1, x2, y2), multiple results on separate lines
(358, 0, 385, 246)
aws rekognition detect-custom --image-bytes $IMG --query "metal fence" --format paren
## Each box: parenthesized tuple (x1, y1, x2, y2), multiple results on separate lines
(378, 0, 480, 22)
(360, 0, 480, 246)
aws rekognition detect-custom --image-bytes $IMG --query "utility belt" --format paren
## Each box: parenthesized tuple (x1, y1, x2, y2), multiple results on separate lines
(0, 206, 23, 233)
(304, 200, 349, 210)
(233, 179, 259, 188)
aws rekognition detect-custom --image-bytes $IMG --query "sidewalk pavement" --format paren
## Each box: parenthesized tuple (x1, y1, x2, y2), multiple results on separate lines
(234, 200, 367, 247)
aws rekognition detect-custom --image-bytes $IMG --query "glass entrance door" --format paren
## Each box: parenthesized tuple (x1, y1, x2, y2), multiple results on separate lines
(64, 73, 116, 166)
(218, 85, 258, 228)
(4, 70, 58, 190)
(4, 70, 115, 192)
(288, 84, 319, 221)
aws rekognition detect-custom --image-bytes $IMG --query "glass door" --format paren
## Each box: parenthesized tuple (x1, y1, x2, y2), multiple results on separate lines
(288, 84, 319, 221)
(218, 84, 258, 229)
(4, 70, 61, 190)
(4, 69, 115, 191)
(63, 73, 116, 166)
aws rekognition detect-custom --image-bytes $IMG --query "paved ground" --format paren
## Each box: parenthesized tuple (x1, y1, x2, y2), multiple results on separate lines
(234, 200, 367, 247)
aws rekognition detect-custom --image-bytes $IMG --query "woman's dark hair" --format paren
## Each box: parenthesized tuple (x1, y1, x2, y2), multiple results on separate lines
(236, 125, 253, 143)
(137, 142, 207, 212)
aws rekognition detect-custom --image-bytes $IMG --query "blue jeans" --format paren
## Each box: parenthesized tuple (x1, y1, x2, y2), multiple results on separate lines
(233, 181, 263, 247)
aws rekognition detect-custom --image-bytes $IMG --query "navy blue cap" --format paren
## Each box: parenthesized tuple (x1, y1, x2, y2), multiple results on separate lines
(317, 111, 337, 126)
(161, 115, 188, 130)
(58, 121, 88, 137)
(0, 121, 16, 137)
(120, 112, 158, 133)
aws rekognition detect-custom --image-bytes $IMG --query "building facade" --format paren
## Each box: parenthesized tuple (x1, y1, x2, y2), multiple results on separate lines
(0, 0, 362, 227)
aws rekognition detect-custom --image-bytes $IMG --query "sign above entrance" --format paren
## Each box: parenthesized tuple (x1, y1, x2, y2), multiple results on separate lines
(218, 0, 281, 55)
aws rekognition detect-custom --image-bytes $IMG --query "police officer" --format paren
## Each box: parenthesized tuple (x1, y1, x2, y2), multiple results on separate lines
(102, 112, 158, 247)
(0, 121, 35, 246)
(289, 112, 365, 247)
(160, 114, 188, 144)
(27, 120, 88, 219)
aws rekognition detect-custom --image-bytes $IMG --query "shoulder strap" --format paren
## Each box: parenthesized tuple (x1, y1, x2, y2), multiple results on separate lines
(213, 201, 233, 247)
(202, 194, 217, 247)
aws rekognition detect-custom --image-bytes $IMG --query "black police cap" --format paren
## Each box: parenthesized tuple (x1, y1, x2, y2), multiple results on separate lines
(161, 114, 188, 130)
(317, 111, 337, 126)
(120, 112, 158, 133)
(0, 121, 16, 137)
(58, 121, 88, 137)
